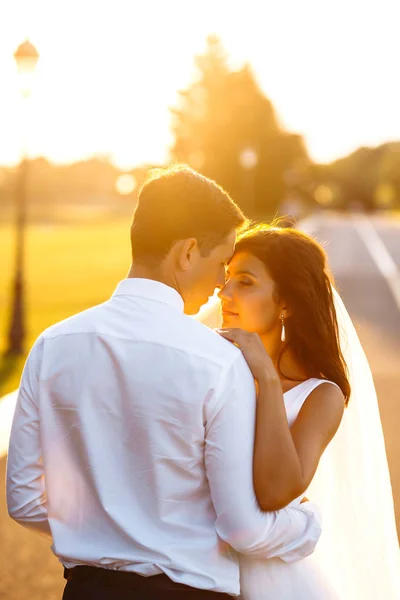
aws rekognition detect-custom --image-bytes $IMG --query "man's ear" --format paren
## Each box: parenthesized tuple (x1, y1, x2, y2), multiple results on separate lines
(173, 238, 200, 271)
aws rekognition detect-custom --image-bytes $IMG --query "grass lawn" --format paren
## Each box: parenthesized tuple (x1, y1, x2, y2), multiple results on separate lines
(0, 218, 132, 395)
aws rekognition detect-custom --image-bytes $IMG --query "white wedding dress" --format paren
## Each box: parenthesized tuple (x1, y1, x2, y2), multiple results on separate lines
(239, 378, 341, 600)
(195, 291, 400, 600)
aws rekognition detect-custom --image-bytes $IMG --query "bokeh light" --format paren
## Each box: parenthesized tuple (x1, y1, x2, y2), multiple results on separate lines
(314, 184, 334, 206)
(375, 182, 395, 208)
(115, 173, 136, 195)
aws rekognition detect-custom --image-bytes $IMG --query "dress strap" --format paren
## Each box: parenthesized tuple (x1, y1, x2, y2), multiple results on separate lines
(303, 378, 341, 397)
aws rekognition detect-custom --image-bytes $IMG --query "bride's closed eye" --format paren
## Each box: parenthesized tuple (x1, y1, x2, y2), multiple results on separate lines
(238, 279, 253, 287)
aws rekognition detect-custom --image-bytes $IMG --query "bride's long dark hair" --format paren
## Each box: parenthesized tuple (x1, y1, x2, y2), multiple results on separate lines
(235, 223, 351, 405)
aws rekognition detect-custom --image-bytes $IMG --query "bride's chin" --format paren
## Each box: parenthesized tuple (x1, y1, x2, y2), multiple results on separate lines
(221, 316, 240, 327)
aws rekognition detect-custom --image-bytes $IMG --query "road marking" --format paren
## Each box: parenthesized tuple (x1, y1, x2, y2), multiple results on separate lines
(353, 214, 400, 313)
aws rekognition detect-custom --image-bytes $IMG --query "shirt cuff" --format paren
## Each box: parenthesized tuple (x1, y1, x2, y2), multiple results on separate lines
(281, 501, 322, 563)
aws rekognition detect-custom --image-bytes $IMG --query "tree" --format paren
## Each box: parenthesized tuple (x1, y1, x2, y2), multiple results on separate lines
(170, 35, 310, 218)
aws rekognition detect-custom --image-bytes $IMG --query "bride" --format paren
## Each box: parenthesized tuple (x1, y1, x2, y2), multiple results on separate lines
(196, 223, 400, 599)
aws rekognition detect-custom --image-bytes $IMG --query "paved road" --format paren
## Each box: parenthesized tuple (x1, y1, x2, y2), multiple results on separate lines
(0, 211, 399, 600)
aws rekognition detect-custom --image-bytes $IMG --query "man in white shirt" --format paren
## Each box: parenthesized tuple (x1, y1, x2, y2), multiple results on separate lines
(7, 166, 321, 599)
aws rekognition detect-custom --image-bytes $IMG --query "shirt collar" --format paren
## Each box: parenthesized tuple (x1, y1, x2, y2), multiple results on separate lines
(112, 278, 184, 312)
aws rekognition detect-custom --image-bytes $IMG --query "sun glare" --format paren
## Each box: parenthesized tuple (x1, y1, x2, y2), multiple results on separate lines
(0, 0, 399, 167)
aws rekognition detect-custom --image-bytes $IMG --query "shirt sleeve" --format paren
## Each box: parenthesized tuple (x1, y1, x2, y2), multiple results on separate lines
(6, 337, 52, 538)
(204, 352, 322, 562)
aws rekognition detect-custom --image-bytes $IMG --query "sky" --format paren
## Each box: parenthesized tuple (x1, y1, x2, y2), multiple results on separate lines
(0, 0, 399, 169)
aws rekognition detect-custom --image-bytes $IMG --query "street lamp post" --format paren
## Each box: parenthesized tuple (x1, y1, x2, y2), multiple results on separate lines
(6, 40, 39, 356)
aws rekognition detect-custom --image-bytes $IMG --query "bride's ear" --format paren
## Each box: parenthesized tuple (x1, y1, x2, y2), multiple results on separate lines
(280, 303, 291, 319)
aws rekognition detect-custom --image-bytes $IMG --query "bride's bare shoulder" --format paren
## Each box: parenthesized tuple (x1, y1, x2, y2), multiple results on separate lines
(297, 382, 345, 430)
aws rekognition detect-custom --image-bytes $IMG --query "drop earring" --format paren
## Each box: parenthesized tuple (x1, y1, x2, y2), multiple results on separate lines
(280, 314, 286, 342)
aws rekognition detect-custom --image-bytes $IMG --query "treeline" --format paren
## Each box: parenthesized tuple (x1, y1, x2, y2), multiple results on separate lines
(1, 36, 398, 224)
(0, 158, 151, 223)
(313, 143, 400, 210)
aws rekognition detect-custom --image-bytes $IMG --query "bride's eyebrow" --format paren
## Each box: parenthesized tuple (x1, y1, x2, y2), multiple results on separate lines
(226, 269, 257, 278)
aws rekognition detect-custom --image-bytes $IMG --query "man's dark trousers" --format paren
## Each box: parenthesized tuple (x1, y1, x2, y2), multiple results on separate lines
(62, 566, 232, 599)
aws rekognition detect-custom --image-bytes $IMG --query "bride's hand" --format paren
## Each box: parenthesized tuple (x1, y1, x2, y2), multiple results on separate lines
(216, 328, 279, 384)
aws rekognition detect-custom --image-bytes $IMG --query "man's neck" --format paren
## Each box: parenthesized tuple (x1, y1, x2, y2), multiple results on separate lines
(127, 263, 179, 294)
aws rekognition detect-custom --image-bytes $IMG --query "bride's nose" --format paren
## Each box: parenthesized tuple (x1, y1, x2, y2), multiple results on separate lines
(218, 283, 231, 301)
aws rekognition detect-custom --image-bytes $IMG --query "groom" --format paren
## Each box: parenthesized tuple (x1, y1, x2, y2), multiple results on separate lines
(7, 166, 321, 599)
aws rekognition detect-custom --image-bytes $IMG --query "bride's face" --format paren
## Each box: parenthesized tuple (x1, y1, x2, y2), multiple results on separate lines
(218, 251, 283, 335)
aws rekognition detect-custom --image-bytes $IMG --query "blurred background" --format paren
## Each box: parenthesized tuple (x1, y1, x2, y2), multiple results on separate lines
(1, 0, 400, 598)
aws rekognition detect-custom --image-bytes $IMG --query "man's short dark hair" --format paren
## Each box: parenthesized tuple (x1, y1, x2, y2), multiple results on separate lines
(130, 165, 246, 263)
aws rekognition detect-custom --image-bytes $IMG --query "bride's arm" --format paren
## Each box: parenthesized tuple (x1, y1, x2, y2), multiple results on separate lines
(255, 376, 344, 510)
(218, 328, 345, 511)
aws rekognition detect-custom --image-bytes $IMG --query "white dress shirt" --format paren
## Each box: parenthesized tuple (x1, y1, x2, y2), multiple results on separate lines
(7, 278, 321, 595)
